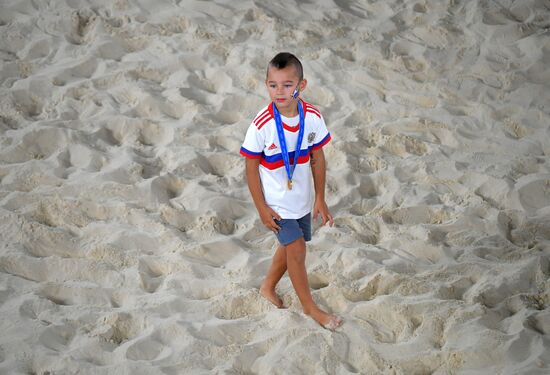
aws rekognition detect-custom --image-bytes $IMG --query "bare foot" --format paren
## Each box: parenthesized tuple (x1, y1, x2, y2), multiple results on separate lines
(259, 284, 284, 308)
(305, 308, 343, 331)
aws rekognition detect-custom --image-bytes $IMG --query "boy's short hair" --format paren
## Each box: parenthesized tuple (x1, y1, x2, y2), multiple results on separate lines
(267, 52, 303, 80)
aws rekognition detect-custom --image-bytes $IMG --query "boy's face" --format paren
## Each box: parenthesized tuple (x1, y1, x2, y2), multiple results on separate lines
(265, 65, 307, 115)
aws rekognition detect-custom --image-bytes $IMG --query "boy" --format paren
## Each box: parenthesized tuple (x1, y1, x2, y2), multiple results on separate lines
(240, 52, 343, 330)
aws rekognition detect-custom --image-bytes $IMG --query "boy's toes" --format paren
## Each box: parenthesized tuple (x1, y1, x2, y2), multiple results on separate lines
(323, 315, 343, 331)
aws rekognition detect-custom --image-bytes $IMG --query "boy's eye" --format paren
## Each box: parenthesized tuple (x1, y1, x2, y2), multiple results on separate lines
(269, 84, 294, 89)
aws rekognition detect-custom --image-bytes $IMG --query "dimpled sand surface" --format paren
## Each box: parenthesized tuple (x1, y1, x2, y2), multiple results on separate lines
(0, 0, 550, 374)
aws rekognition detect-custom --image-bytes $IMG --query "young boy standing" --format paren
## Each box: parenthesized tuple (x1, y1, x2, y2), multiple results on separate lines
(240, 52, 343, 330)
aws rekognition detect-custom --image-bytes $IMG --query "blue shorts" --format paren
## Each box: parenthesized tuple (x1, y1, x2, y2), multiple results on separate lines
(274, 213, 312, 246)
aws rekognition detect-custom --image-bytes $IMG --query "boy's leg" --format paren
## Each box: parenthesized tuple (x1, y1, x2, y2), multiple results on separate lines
(285, 238, 342, 329)
(260, 245, 287, 308)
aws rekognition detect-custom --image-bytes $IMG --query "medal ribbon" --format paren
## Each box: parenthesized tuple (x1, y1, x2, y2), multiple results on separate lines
(272, 100, 305, 189)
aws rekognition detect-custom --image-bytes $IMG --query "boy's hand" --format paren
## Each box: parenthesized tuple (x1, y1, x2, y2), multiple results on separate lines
(259, 205, 282, 233)
(313, 199, 334, 227)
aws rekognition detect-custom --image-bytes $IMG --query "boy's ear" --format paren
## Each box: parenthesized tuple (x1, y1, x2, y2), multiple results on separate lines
(300, 79, 307, 92)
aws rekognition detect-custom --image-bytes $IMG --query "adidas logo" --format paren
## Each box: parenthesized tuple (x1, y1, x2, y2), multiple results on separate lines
(268, 143, 277, 150)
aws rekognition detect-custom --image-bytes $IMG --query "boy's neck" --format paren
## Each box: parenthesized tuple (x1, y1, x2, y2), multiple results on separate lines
(276, 102, 299, 118)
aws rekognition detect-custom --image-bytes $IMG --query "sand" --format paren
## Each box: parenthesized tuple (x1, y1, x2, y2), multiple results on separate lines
(1, 0, 549, 374)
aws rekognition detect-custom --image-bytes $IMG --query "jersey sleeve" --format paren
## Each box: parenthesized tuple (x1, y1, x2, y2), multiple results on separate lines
(311, 113, 331, 150)
(240, 123, 264, 159)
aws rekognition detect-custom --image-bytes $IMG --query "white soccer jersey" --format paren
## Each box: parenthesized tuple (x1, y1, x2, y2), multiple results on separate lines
(240, 99, 331, 219)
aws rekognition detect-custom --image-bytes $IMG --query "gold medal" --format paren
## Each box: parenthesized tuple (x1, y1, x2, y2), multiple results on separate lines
(288, 179, 293, 190)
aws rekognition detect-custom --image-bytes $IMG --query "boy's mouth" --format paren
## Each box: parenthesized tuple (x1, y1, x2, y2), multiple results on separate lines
(276, 98, 286, 103)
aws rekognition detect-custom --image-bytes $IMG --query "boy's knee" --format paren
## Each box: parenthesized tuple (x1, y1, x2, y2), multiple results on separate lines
(285, 239, 306, 261)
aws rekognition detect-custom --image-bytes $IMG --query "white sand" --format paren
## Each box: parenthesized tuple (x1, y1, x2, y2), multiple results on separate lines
(1, 0, 550, 374)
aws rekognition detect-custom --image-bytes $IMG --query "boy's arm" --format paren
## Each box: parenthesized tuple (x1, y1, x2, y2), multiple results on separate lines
(245, 158, 282, 232)
(311, 148, 334, 226)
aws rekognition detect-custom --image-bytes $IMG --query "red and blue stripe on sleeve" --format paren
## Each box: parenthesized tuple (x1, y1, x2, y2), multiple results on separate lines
(312, 133, 331, 150)
(240, 147, 263, 159)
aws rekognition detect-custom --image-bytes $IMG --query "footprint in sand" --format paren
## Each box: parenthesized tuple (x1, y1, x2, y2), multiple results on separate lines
(53, 58, 99, 86)
(10, 89, 44, 119)
(138, 257, 167, 294)
(150, 174, 185, 203)
(66, 8, 98, 45)
(351, 297, 424, 344)
(513, 177, 550, 215)
(0, 127, 67, 163)
(92, 312, 146, 346)
(38, 283, 114, 307)
(382, 205, 450, 225)
(126, 335, 171, 361)
(39, 323, 77, 352)
(383, 134, 430, 157)
(338, 215, 380, 245)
